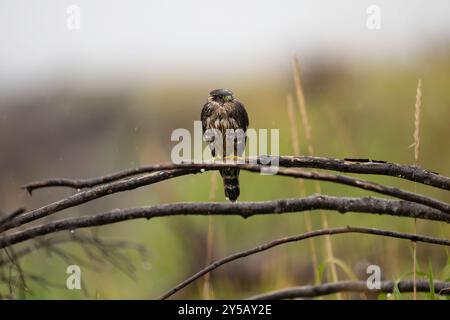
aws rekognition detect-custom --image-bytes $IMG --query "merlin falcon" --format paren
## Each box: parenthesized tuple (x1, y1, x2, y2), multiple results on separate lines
(201, 89, 249, 202)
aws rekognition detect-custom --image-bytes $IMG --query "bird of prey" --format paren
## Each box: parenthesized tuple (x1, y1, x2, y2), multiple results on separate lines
(201, 89, 249, 202)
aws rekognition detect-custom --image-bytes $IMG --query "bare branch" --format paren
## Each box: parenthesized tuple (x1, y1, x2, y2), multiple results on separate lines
(6, 156, 450, 299)
(159, 226, 450, 299)
(22, 156, 450, 192)
(248, 280, 450, 299)
(0, 196, 448, 250)
(10, 163, 449, 234)
(0, 169, 196, 232)
(0, 208, 26, 227)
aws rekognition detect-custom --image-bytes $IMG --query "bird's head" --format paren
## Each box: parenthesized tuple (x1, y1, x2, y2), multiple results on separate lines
(209, 88, 234, 102)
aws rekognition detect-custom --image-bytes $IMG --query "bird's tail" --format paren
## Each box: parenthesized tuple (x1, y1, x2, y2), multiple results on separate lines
(220, 168, 240, 202)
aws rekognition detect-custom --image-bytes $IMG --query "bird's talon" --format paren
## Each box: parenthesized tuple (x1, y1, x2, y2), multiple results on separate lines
(224, 155, 240, 162)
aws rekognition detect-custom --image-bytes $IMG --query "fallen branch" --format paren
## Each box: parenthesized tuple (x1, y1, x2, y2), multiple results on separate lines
(159, 226, 450, 299)
(0, 196, 448, 250)
(10, 164, 450, 234)
(0, 208, 26, 227)
(22, 156, 450, 192)
(248, 280, 450, 299)
(0, 169, 196, 232)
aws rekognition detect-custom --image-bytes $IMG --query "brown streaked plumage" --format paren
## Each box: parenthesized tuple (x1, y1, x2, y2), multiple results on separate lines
(201, 89, 249, 202)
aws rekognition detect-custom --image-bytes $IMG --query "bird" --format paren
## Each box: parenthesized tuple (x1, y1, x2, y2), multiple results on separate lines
(201, 89, 249, 202)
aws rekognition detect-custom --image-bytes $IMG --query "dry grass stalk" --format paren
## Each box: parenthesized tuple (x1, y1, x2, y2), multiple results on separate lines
(202, 171, 219, 299)
(292, 56, 340, 298)
(287, 94, 320, 283)
(412, 79, 422, 300)
(414, 80, 422, 163)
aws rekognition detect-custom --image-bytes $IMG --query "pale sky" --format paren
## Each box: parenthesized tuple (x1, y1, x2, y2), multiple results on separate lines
(1, 0, 450, 91)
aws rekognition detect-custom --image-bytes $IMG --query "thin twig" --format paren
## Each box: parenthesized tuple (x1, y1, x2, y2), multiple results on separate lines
(3, 247, 27, 292)
(159, 226, 450, 299)
(0, 235, 147, 267)
(248, 280, 450, 299)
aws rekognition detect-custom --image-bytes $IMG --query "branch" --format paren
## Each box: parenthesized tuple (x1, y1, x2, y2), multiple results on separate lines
(0, 196, 448, 250)
(159, 226, 450, 299)
(248, 280, 450, 299)
(8, 155, 450, 299)
(0, 208, 26, 227)
(0, 169, 196, 232)
(11, 163, 449, 233)
(22, 156, 450, 192)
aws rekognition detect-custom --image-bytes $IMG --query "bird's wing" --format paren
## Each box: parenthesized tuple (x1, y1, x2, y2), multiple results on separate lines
(232, 101, 249, 157)
(200, 102, 211, 134)
(233, 100, 249, 131)
(201, 102, 216, 157)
